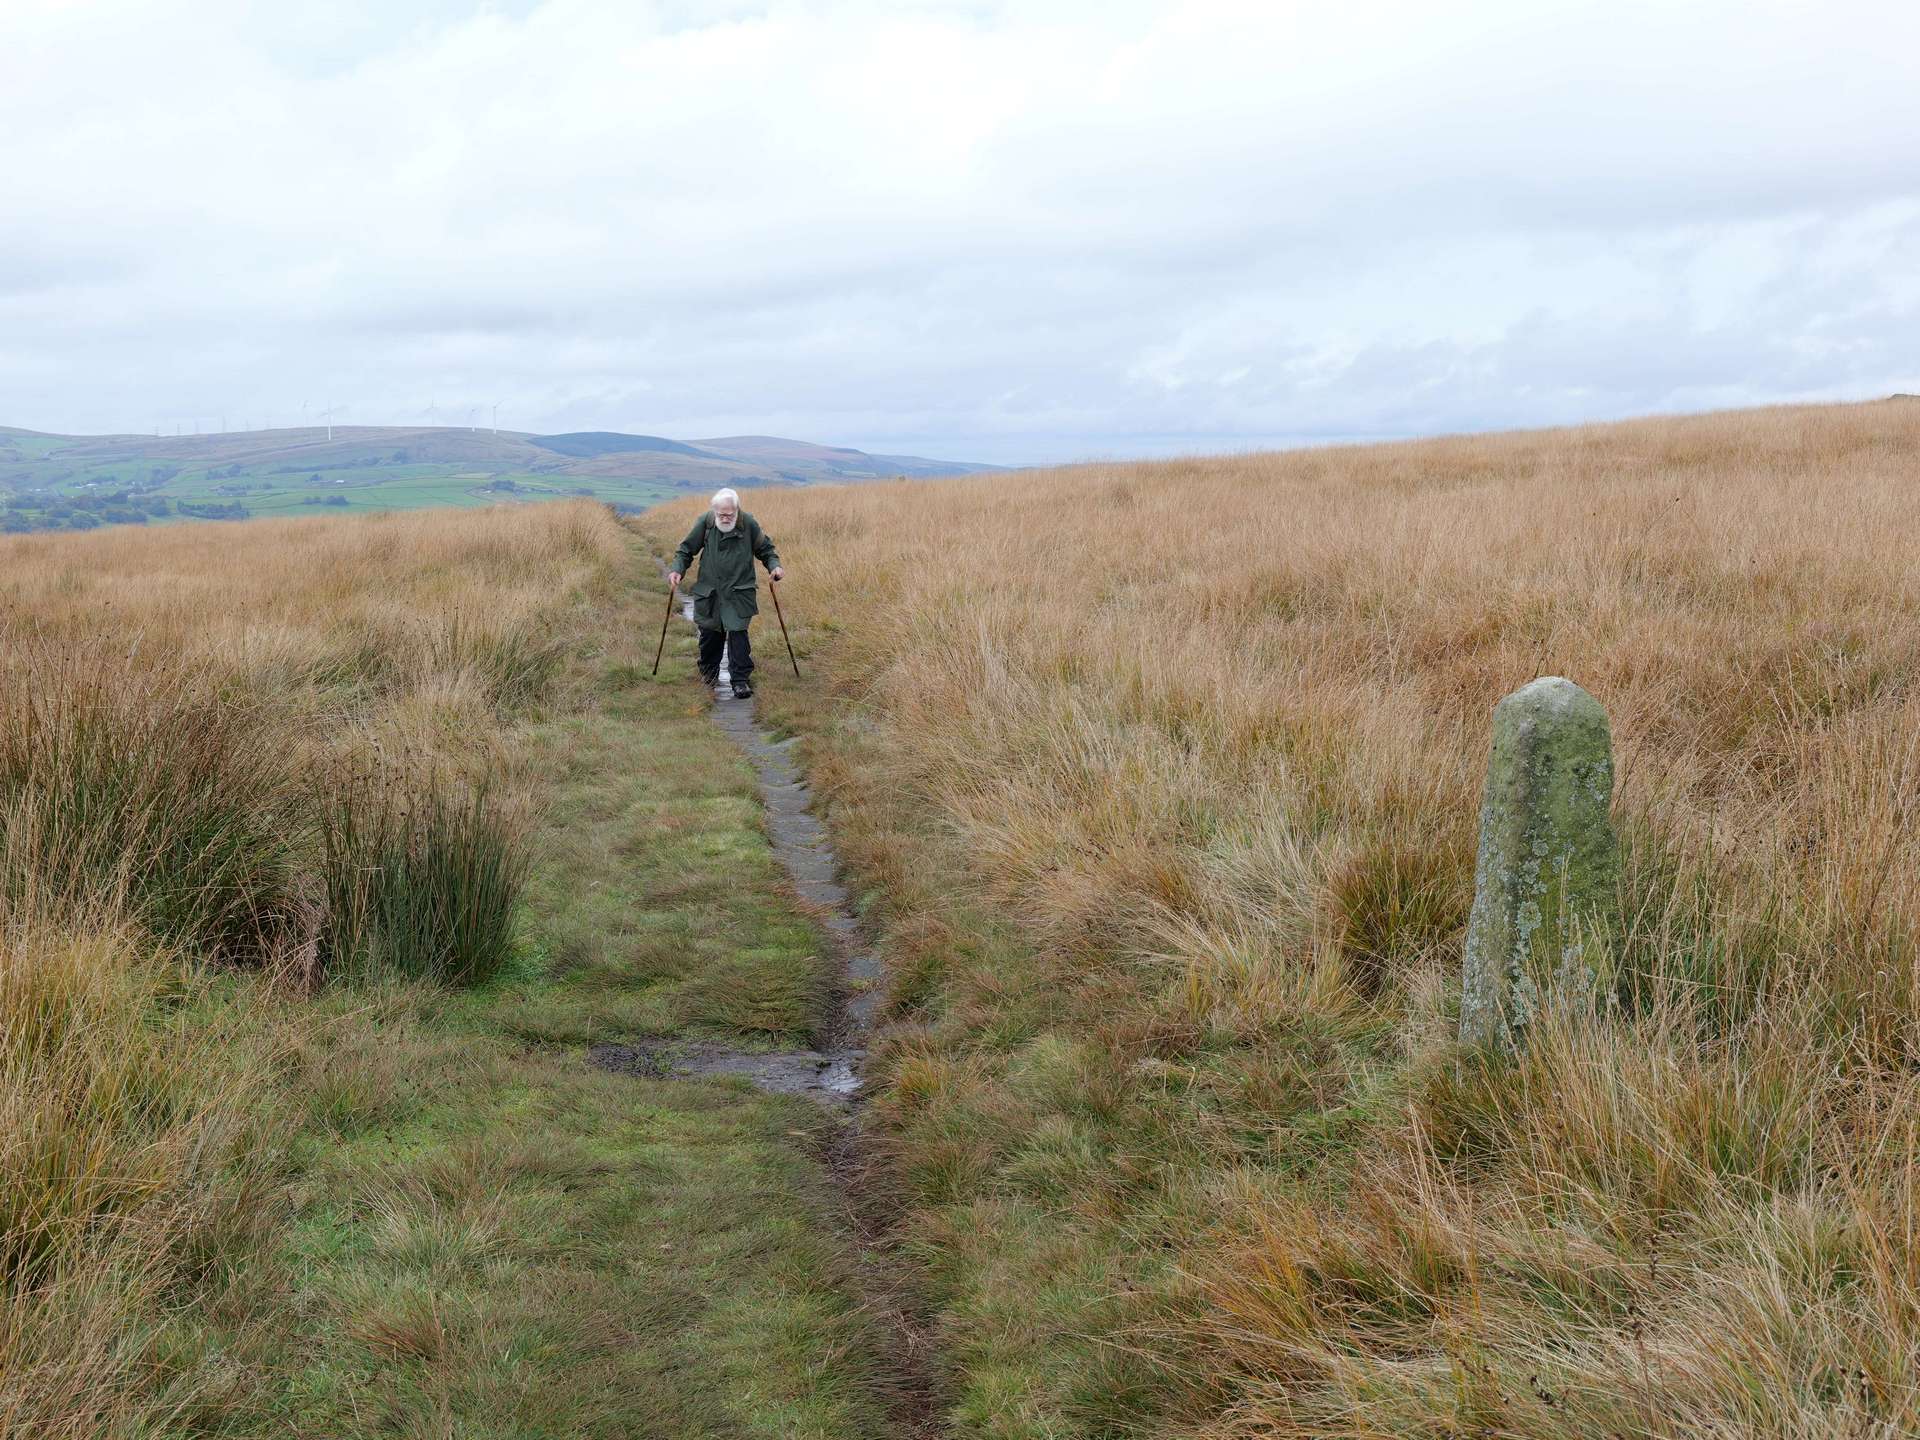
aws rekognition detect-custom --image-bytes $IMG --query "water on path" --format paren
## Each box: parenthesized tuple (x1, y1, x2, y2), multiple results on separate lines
(591, 595, 879, 1100)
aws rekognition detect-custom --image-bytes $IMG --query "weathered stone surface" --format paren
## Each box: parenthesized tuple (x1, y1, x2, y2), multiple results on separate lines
(1459, 677, 1620, 1050)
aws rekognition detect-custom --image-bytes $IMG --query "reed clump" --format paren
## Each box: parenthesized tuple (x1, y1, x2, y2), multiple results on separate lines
(0, 645, 302, 963)
(658, 400, 1920, 1436)
(320, 768, 528, 987)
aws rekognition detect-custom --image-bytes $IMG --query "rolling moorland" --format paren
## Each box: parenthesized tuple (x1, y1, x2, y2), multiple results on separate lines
(0, 423, 1003, 533)
(2, 396, 1917, 1437)
(640, 395, 1920, 1437)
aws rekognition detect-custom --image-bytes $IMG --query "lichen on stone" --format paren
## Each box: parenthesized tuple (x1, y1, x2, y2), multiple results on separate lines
(1459, 677, 1620, 1051)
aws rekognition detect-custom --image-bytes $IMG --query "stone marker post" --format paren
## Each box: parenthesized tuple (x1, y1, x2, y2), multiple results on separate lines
(1459, 676, 1620, 1051)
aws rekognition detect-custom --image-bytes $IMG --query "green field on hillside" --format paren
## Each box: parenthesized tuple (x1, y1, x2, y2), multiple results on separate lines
(0, 456, 683, 533)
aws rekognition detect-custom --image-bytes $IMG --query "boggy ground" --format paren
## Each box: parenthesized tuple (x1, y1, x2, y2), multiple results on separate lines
(0, 506, 911, 1437)
(641, 398, 1920, 1439)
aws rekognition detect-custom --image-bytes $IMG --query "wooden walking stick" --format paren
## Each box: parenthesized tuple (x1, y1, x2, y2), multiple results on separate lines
(768, 578, 801, 678)
(650, 578, 679, 676)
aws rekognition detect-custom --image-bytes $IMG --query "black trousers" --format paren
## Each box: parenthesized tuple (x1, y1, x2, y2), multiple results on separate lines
(697, 626, 752, 680)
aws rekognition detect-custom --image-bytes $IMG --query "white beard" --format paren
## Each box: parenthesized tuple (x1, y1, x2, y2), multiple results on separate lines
(714, 514, 738, 533)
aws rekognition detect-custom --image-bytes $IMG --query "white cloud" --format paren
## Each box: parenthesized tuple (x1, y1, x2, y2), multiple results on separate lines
(1, 0, 1916, 461)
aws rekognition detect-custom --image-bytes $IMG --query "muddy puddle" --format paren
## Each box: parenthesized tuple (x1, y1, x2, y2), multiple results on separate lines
(591, 1039, 861, 1097)
(592, 592, 878, 1101)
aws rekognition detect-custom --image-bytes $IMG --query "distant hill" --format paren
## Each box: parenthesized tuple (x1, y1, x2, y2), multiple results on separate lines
(0, 424, 1008, 534)
(528, 432, 717, 459)
(694, 436, 994, 481)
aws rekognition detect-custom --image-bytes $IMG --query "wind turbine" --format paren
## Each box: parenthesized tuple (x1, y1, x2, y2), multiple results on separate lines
(317, 403, 338, 443)
(491, 402, 500, 435)
(467, 406, 479, 433)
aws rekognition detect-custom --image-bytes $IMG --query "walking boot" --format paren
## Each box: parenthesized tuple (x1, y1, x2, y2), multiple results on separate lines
(731, 678, 754, 699)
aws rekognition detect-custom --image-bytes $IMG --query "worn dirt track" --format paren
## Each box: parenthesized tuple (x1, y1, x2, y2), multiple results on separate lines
(594, 589, 942, 1436)
(591, 593, 879, 1097)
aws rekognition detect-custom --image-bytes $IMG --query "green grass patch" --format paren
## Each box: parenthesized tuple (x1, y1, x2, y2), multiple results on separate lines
(499, 620, 831, 1051)
(195, 990, 889, 1439)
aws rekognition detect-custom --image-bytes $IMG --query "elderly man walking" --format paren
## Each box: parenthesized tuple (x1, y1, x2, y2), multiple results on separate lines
(668, 487, 784, 699)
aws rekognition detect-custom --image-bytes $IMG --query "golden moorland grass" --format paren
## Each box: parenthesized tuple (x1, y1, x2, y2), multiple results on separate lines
(648, 398, 1920, 1437)
(0, 503, 622, 1430)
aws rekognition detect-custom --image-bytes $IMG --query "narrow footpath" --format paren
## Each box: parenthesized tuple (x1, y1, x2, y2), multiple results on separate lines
(591, 594, 879, 1095)
(591, 581, 941, 1436)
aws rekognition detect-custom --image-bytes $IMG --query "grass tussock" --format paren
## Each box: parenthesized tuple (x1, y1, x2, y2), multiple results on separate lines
(0, 895, 285, 1436)
(320, 767, 529, 987)
(0, 646, 302, 963)
(651, 399, 1920, 1436)
(0, 910, 199, 1288)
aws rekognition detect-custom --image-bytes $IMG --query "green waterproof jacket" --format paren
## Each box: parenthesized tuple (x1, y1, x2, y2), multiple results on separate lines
(672, 510, 780, 633)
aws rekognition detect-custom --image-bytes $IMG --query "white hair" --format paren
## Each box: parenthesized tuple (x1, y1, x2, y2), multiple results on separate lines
(710, 487, 739, 509)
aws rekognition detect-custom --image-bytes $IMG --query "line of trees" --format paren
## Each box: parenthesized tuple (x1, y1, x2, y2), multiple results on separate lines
(0, 489, 249, 532)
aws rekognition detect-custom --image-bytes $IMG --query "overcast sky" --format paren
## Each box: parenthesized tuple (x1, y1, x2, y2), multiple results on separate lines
(3, 0, 1916, 464)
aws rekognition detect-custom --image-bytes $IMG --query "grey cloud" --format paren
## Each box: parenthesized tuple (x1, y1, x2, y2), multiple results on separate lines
(1, 0, 1915, 462)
